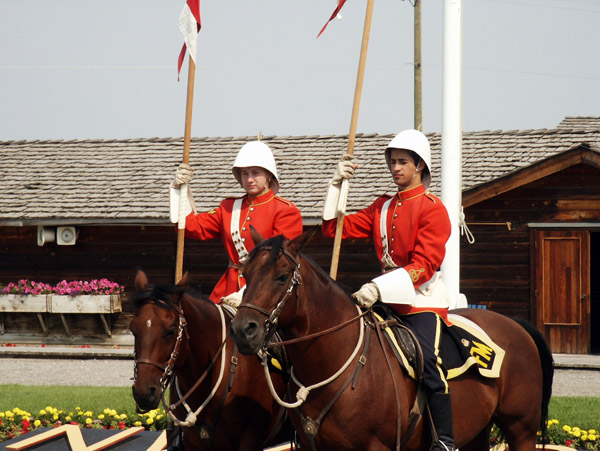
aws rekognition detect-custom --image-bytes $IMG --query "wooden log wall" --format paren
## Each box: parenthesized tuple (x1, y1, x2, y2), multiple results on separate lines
(0, 224, 381, 343)
(462, 162, 600, 322)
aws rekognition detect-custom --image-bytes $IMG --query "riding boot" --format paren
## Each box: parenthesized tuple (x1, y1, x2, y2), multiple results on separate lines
(427, 392, 456, 451)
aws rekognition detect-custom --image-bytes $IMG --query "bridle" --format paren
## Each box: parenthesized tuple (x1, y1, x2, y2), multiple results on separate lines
(133, 304, 188, 392)
(236, 245, 368, 411)
(133, 297, 230, 428)
(238, 246, 302, 351)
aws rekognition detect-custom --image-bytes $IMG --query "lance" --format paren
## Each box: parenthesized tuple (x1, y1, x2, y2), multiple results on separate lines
(329, 0, 375, 280)
(175, 58, 196, 284)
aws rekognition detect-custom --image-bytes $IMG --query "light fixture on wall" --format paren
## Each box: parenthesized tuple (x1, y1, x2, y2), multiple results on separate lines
(57, 226, 77, 245)
(37, 226, 56, 247)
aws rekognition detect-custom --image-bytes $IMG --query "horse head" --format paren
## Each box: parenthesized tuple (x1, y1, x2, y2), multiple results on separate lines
(230, 227, 316, 356)
(129, 269, 190, 412)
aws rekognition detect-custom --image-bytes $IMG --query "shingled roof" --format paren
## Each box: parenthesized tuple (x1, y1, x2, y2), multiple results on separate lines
(2, 118, 600, 225)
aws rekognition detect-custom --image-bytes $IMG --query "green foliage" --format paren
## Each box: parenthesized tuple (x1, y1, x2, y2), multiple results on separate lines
(0, 385, 166, 443)
(549, 397, 600, 431)
(0, 385, 134, 414)
(1, 385, 599, 447)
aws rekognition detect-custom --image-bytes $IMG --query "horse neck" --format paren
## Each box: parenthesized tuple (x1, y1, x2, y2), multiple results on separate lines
(284, 257, 364, 381)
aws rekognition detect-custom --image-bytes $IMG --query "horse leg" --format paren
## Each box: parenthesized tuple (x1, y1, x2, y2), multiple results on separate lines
(458, 423, 492, 451)
(495, 418, 539, 451)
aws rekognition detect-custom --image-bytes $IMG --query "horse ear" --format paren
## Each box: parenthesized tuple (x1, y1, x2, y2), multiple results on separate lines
(178, 271, 190, 287)
(250, 225, 266, 245)
(287, 226, 319, 256)
(135, 268, 148, 291)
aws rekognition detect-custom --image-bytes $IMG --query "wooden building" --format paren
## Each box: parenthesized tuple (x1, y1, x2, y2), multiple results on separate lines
(1, 117, 599, 353)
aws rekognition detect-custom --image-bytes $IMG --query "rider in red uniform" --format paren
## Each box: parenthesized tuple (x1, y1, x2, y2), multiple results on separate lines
(170, 141, 303, 304)
(322, 130, 455, 451)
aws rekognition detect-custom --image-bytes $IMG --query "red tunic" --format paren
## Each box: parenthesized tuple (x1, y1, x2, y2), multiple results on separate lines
(184, 190, 303, 302)
(322, 184, 451, 310)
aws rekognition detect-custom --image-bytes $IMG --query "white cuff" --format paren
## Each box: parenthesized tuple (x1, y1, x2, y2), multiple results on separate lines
(322, 179, 349, 221)
(322, 182, 341, 221)
(372, 268, 416, 305)
(169, 185, 196, 224)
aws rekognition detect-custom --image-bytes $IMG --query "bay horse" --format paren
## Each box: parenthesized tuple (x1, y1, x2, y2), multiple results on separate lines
(230, 230, 554, 451)
(129, 269, 291, 450)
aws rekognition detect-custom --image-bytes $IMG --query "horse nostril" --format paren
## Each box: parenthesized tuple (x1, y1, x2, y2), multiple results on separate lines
(245, 320, 259, 340)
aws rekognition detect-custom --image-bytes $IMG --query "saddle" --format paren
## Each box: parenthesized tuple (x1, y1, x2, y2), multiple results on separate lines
(371, 304, 505, 381)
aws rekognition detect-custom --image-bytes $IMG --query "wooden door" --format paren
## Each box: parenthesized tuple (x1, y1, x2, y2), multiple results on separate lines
(532, 230, 590, 353)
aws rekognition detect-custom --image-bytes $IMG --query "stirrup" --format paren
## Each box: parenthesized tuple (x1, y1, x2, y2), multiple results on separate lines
(431, 441, 455, 451)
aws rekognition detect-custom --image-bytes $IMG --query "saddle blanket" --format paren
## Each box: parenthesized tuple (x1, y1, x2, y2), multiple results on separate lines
(376, 311, 505, 381)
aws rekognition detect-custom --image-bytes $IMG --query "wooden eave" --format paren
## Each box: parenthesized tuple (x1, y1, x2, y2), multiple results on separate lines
(462, 144, 600, 208)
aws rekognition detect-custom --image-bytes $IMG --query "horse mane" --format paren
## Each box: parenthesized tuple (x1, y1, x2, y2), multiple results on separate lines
(130, 284, 205, 313)
(245, 234, 354, 298)
(245, 234, 287, 267)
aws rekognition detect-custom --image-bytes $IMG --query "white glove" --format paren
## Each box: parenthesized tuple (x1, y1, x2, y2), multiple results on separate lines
(330, 154, 356, 185)
(172, 163, 194, 188)
(351, 282, 380, 308)
(221, 287, 245, 308)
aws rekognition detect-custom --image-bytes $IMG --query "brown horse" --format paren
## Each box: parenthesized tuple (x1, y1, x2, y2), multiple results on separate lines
(230, 230, 554, 451)
(129, 269, 292, 451)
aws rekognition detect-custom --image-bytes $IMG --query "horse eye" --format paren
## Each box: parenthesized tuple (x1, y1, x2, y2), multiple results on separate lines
(275, 274, 289, 285)
(164, 328, 176, 340)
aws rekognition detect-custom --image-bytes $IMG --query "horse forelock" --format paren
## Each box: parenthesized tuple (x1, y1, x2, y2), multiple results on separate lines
(131, 284, 189, 313)
(245, 235, 286, 268)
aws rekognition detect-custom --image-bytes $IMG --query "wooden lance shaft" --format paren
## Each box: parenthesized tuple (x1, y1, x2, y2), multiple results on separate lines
(175, 57, 196, 284)
(329, 0, 375, 280)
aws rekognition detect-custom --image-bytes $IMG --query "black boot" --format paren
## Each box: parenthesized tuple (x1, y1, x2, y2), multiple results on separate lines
(427, 392, 456, 451)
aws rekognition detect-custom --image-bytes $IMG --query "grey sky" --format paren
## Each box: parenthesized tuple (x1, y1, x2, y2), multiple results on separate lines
(1, 0, 599, 141)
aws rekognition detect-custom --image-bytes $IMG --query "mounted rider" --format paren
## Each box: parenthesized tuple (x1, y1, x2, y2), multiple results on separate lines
(322, 129, 455, 451)
(170, 140, 303, 305)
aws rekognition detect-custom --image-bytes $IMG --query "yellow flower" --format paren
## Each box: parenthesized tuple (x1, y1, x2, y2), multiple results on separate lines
(34, 420, 41, 427)
(134, 421, 142, 427)
(39, 409, 47, 416)
(563, 425, 572, 432)
(103, 408, 111, 415)
(0, 412, 4, 418)
(581, 434, 588, 441)
(589, 434, 597, 441)
(572, 431, 581, 438)
(98, 414, 105, 420)
(120, 414, 127, 420)
(53, 414, 59, 420)
(552, 419, 559, 424)
(146, 418, 154, 425)
(110, 410, 117, 416)
(589, 429, 596, 434)
(85, 418, 92, 425)
(66, 416, 71, 421)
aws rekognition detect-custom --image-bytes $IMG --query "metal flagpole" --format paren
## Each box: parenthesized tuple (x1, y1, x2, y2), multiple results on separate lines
(329, 0, 375, 280)
(175, 58, 196, 284)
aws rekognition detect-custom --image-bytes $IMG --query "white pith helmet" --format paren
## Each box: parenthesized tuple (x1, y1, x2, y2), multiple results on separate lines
(232, 141, 280, 194)
(385, 129, 432, 188)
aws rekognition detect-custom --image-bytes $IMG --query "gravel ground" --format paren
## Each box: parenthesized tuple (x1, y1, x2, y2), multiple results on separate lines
(0, 358, 598, 396)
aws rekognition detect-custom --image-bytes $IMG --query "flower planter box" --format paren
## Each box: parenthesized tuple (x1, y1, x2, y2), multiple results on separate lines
(49, 295, 122, 314)
(0, 294, 123, 336)
(0, 295, 49, 313)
